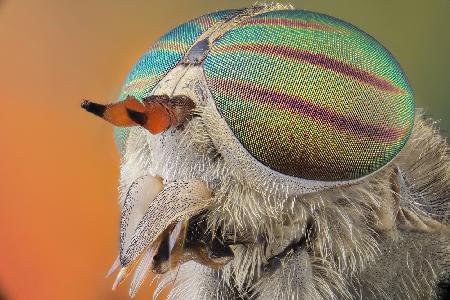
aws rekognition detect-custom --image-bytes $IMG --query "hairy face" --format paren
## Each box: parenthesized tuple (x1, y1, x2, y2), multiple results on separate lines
(83, 4, 450, 300)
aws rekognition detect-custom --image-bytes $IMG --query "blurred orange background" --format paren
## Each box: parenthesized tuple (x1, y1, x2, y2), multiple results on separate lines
(0, 1, 448, 299)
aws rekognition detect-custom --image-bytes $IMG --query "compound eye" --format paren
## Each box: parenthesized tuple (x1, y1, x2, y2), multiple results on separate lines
(113, 9, 238, 154)
(203, 10, 415, 181)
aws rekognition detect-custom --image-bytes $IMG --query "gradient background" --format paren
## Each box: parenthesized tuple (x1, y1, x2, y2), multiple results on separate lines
(0, 1, 448, 299)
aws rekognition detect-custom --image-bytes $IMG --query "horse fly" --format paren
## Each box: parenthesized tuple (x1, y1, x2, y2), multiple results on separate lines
(82, 4, 450, 299)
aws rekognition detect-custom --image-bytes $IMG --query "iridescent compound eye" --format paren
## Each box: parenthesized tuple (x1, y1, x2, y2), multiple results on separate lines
(114, 9, 237, 153)
(203, 10, 415, 181)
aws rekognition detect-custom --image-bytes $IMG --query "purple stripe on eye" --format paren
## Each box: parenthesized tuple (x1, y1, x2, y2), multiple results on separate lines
(211, 78, 406, 142)
(241, 18, 342, 33)
(194, 17, 216, 29)
(217, 44, 403, 93)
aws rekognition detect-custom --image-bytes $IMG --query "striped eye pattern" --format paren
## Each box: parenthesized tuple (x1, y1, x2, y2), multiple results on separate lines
(113, 7, 415, 182)
(203, 10, 415, 181)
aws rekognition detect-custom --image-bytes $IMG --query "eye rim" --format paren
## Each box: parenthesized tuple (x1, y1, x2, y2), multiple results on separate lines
(198, 73, 407, 196)
(206, 102, 414, 195)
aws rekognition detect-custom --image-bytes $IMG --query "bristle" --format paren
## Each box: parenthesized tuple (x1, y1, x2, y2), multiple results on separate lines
(105, 256, 120, 278)
(129, 247, 155, 298)
(112, 267, 128, 291)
